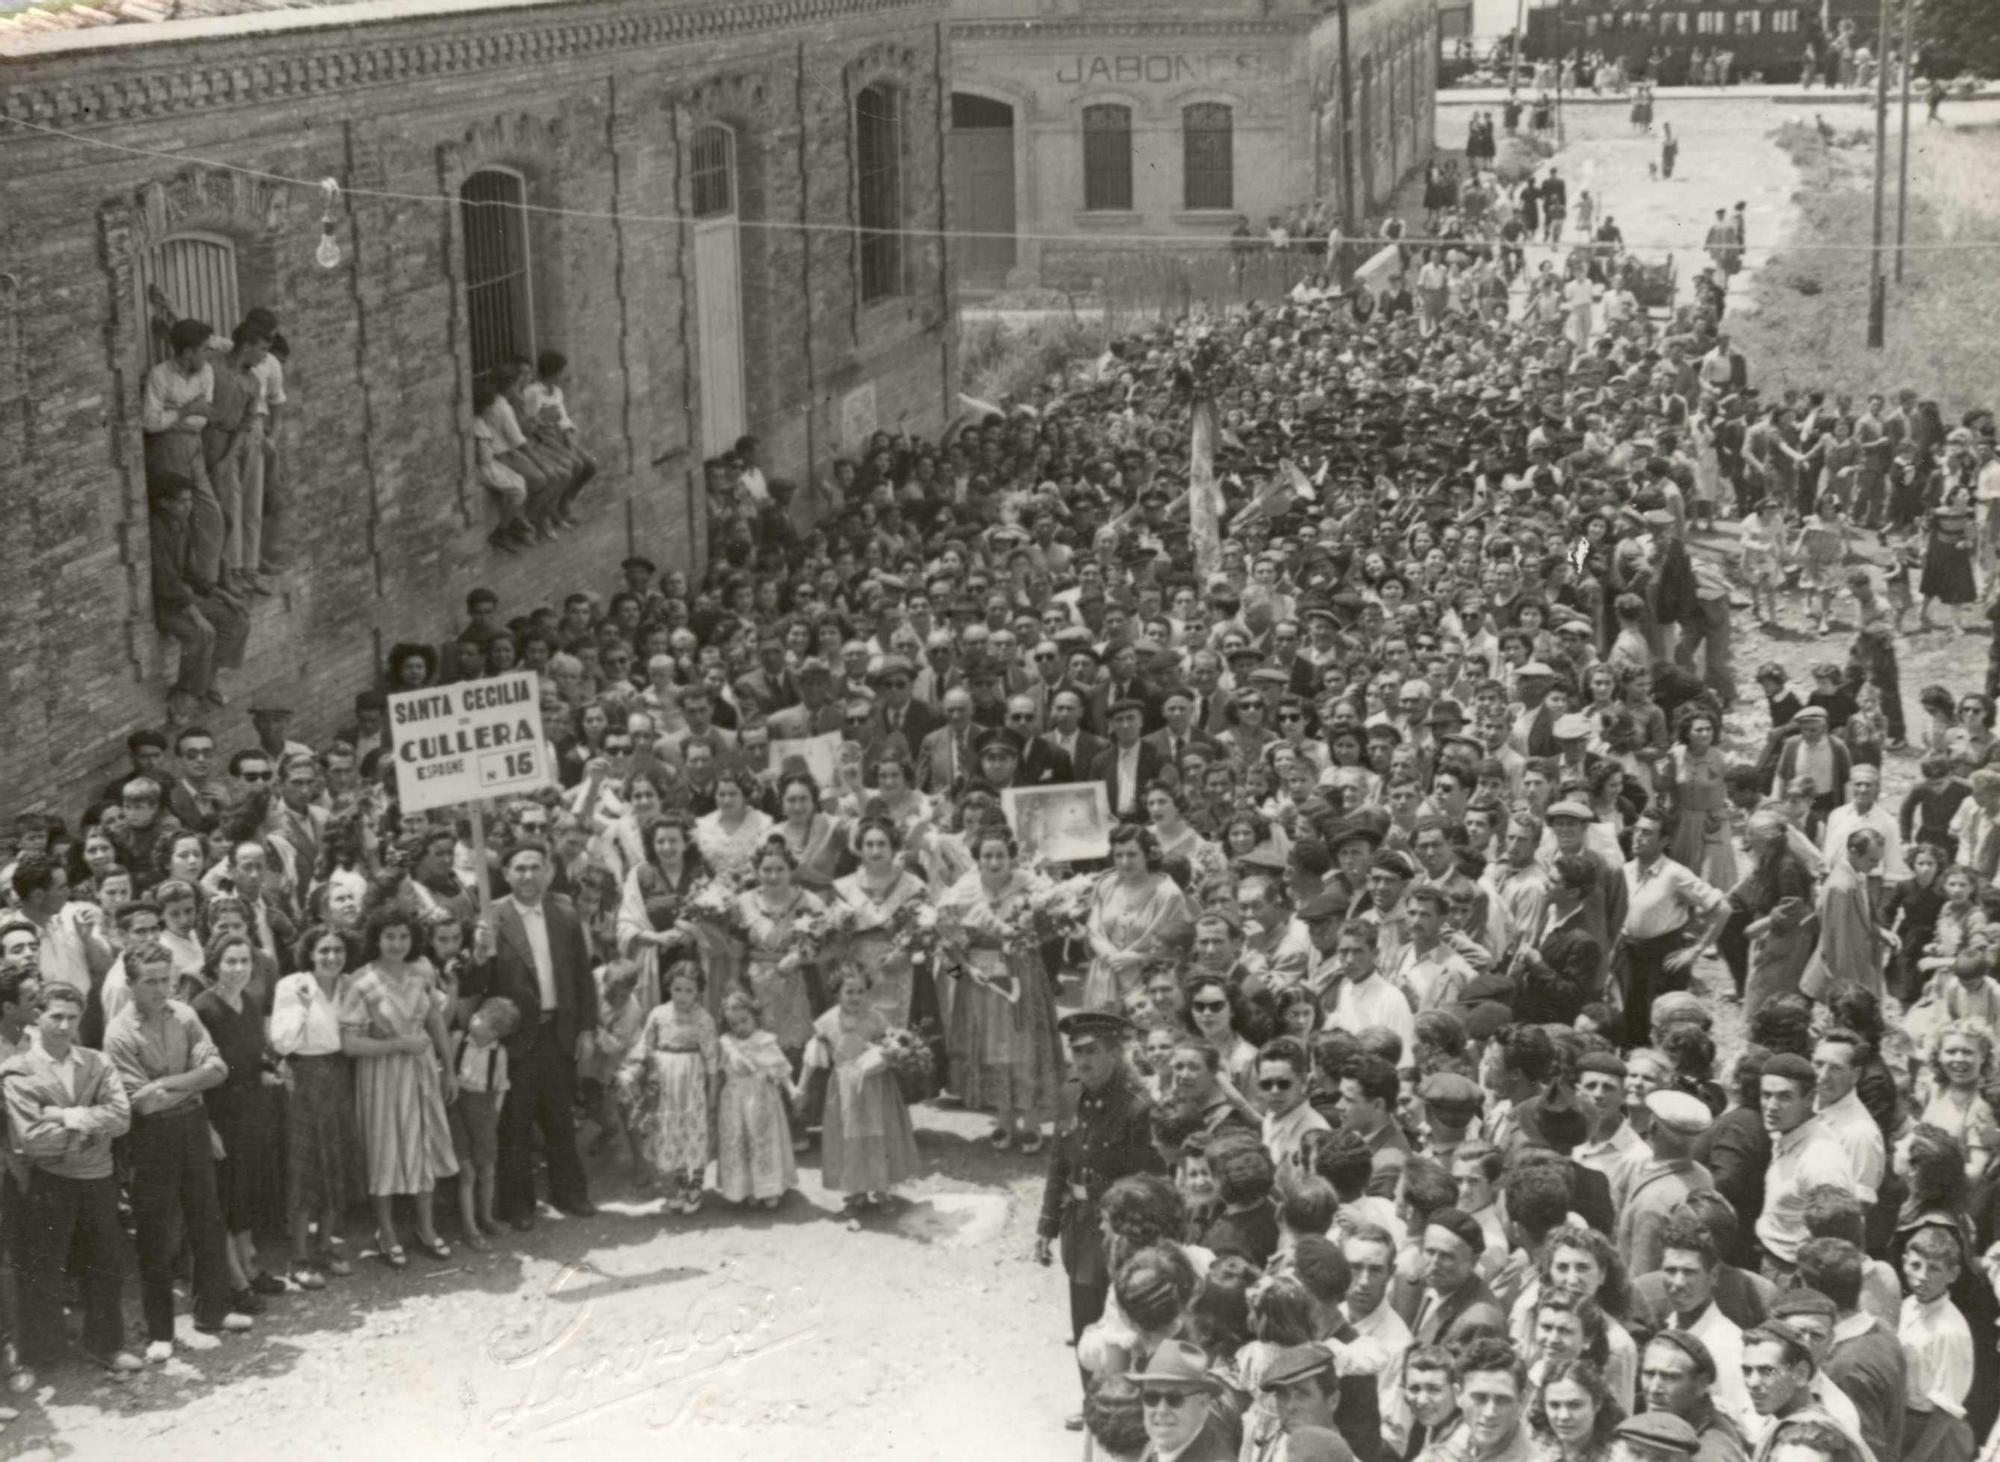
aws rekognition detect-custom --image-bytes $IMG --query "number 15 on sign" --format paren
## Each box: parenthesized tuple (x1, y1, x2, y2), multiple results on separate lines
(480, 746, 540, 789)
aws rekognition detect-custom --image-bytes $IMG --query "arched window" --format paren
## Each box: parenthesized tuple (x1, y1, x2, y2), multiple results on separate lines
(137, 232, 239, 365)
(1082, 104, 1133, 212)
(1182, 103, 1234, 211)
(460, 167, 534, 379)
(855, 82, 905, 302)
(691, 124, 736, 219)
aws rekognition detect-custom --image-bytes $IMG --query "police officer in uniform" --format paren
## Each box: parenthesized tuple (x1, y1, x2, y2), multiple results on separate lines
(1033, 1009, 1162, 1429)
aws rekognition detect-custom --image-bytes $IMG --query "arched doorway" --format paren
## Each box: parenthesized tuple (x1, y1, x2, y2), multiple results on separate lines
(948, 93, 1016, 287)
(690, 123, 745, 458)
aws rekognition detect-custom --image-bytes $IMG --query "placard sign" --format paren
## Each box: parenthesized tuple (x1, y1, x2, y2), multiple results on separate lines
(389, 670, 548, 813)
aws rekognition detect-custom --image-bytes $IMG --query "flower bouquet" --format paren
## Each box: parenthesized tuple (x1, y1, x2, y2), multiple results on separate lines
(876, 1024, 939, 1105)
(1030, 873, 1099, 942)
(883, 899, 940, 966)
(682, 883, 744, 936)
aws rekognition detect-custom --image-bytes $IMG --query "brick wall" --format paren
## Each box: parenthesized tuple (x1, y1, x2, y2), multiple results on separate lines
(0, 0, 954, 820)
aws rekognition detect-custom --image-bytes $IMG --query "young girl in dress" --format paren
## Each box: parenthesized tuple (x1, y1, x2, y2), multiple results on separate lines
(620, 961, 721, 1215)
(807, 964, 922, 1224)
(715, 990, 798, 1209)
(1886, 536, 1922, 633)
(583, 958, 647, 1175)
(1790, 497, 1848, 633)
(1737, 504, 1785, 625)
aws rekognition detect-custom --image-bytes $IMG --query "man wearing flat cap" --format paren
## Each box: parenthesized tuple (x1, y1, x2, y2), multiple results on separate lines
(766, 658, 845, 739)
(1126, 1339, 1237, 1460)
(1614, 1411, 1706, 1462)
(1639, 1329, 1749, 1462)
(1618, 1092, 1717, 1278)
(1413, 1207, 1509, 1349)
(1574, 1048, 1645, 1183)
(1037, 1011, 1163, 1427)
(1245, 1344, 1359, 1462)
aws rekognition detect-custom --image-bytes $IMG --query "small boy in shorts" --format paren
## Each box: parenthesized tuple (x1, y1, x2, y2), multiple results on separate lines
(450, 996, 519, 1248)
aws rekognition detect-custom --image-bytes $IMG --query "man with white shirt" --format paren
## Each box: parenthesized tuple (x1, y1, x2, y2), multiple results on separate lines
(1384, 888, 1477, 1013)
(1657, 1217, 1757, 1432)
(1343, 1224, 1415, 1451)
(1808, 1032, 1883, 1205)
(1259, 1038, 1330, 1198)
(1755, 1055, 1855, 1278)
(1817, 767, 1906, 883)
(470, 841, 598, 1230)
(1327, 924, 1416, 1056)
(1573, 1049, 1646, 1186)
(9, 855, 114, 1001)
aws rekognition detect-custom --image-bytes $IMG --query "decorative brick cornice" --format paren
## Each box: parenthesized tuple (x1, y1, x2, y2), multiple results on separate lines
(0, 0, 936, 127)
(950, 17, 1313, 41)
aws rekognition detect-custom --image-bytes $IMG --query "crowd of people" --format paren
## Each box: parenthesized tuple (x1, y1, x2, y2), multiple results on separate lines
(8, 142, 2000, 1462)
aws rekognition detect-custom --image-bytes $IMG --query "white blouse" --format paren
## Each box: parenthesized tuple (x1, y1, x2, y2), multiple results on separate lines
(269, 972, 348, 1057)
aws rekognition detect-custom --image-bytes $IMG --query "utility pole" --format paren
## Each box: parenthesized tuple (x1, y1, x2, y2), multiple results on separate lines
(1865, 0, 1890, 347)
(1554, 0, 1567, 148)
(1338, 0, 1357, 239)
(1894, 0, 1914, 281)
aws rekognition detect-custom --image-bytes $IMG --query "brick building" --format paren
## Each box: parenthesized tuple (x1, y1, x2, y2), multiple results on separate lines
(0, 0, 953, 816)
(946, 0, 1440, 289)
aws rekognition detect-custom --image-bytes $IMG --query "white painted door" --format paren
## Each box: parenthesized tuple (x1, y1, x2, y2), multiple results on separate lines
(694, 216, 744, 459)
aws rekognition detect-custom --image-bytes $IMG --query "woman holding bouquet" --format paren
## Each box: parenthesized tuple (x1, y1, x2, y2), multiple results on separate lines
(616, 811, 710, 1013)
(694, 770, 775, 887)
(772, 773, 848, 892)
(808, 964, 922, 1219)
(619, 962, 721, 1215)
(1082, 823, 1195, 1011)
(739, 838, 826, 1061)
(1144, 784, 1227, 889)
(937, 823, 1062, 1152)
(832, 816, 930, 1026)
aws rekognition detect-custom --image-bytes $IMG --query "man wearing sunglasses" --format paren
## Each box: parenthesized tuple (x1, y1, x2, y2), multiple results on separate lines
(1122, 1340, 1235, 1460)
(1259, 1037, 1330, 1199)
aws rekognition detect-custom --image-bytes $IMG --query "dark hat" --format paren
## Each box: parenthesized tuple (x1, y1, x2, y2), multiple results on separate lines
(796, 657, 834, 680)
(1761, 1053, 1816, 1087)
(1239, 845, 1290, 873)
(354, 690, 387, 712)
(1424, 699, 1467, 727)
(868, 656, 916, 684)
(1425, 1207, 1486, 1259)
(1258, 1344, 1337, 1393)
(1460, 972, 1516, 1006)
(1611, 1414, 1701, 1457)
(1250, 668, 1291, 688)
(1370, 850, 1418, 880)
(1109, 697, 1149, 721)
(1418, 1072, 1483, 1115)
(1226, 644, 1264, 664)
(620, 556, 657, 575)
(248, 705, 294, 721)
(1462, 1001, 1513, 1040)
(1577, 1050, 1628, 1079)
(1058, 1010, 1133, 1046)
(975, 728, 1022, 760)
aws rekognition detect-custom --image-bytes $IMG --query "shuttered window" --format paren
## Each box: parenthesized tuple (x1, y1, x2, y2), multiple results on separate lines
(461, 167, 534, 379)
(136, 233, 239, 364)
(691, 125, 736, 219)
(856, 83, 905, 302)
(1183, 103, 1234, 211)
(1082, 104, 1134, 212)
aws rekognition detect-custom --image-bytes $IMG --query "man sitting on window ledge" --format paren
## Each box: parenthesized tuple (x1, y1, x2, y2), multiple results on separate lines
(149, 472, 250, 724)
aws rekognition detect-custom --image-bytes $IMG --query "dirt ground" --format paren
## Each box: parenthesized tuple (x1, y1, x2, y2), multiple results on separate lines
(14, 95, 2000, 1462)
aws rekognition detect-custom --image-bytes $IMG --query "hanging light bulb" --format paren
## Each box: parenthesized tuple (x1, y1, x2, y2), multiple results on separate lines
(315, 177, 342, 269)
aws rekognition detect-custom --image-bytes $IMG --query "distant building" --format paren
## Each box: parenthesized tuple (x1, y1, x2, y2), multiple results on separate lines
(946, 0, 1441, 289)
(0, 0, 952, 809)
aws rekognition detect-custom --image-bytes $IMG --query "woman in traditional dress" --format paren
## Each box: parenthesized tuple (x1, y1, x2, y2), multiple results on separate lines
(835, 746, 931, 843)
(269, 924, 361, 1287)
(594, 766, 671, 885)
(771, 773, 848, 894)
(694, 769, 775, 887)
(339, 906, 458, 1268)
(1082, 824, 1195, 1011)
(831, 815, 929, 1027)
(1919, 498, 1978, 631)
(738, 837, 825, 1062)
(615, 810, 709, 1014)
(194, 932, 287, 1306)
(1661, 704, 1736, 889)
(1145, 783, 1227, 890)
(620, 961, 721, 1215)
(937, 821, 1062, 1154)
(807, 965, 922, 1221)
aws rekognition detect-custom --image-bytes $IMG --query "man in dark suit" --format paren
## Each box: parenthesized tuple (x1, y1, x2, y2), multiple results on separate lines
(1041, 688, 1104, 782)
(1090, 698, 1169, 821)
(1006, 696, 1073, 785)
(1143, 686, 1220, 775)
(471, 840, 598, 1228)
(1409, 1208, 1509, 1348)
(1087, 642, 1158, 737)
(764, 658, 845, 739)
(863, 656, 940, 759)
